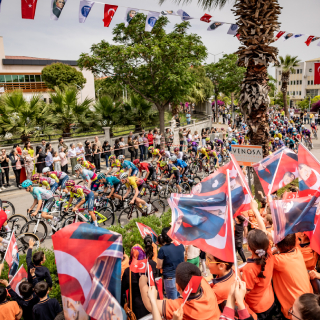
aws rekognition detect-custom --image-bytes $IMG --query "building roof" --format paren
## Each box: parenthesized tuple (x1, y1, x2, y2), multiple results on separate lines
(5, 56, 55, 60)
(306, 57, 320, 62)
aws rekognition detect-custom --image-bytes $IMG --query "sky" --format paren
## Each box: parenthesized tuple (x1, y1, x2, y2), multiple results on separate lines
(0, 0, 319, 78)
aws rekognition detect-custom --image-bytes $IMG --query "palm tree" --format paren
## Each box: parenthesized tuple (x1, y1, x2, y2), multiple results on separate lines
(123, 94, 158, 132)
(0, 91, 55, 143)
(279, 55, 301, 117)
(159, 0, 282, 157)
(50, 86, 96, 137)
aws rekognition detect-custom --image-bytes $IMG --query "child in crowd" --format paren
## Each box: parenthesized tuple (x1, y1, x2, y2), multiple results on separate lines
(0, 268, 39, 320)
(33, 281, 62, 320)
(52, 151, 61, 172)
(273, 233, 313, 319)
(27, 239, 52, 288)
(0, 285, 22, 320)
(297, 232, 318, 271)
(290, 293, 320, 320)
(139, 262, 221, 320)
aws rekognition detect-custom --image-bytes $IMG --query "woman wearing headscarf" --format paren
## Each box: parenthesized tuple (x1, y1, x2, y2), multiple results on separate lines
(121, 244, 157, 319)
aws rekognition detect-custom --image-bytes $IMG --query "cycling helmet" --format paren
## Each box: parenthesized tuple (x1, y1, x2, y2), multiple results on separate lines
(236, 134, 239, 137)
(214, 138, 218, 141)
(118, 155, 125, 160)
(228, 138, 232, 141)
(74, 164, 82, 171)
(120, 172, 128, 180)
(97, 173, 106, 180)
(66, 180, 75, 187)
(170, 155, 177, 162)
(197, 145, 202, 150)
(77, 157, 84, 162)
(275, 137, 279, 141)
(148, 146, 154, 151)
(42, 167, 50, 174)
(31, 174, 40, 182)
(302, 125, 305, 128)
(160, 161, 167, 167)
(21, 179, 33, 189)
(159, 150, 165, 155)
(133, 159, 140, 165)
(182, 154, 188, 161)
(206, 146, 212, 151)
(174, 147, 179, 152)
(205, 137, 210, 141)
(109, 155, 116, 160)
(200, 147, 206, 153)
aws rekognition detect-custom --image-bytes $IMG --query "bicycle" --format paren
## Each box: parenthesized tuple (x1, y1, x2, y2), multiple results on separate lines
(0, 200, 15, 218)
(312, 128, 318, 140)
(118, 199, 165, 226)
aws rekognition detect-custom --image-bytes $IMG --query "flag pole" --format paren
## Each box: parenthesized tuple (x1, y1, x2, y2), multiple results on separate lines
(227, 169, 238, 279)
(268, 151, 283, 196)
(8, 264, 23, 286)
(2, 230, 14, 264)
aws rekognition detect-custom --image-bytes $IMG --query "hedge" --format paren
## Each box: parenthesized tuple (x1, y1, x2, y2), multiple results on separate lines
(1, 210, 172, 304)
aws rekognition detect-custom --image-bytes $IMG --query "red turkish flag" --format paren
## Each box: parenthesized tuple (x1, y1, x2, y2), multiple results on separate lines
(21, 0, 38, 19)
(274, 31, 285, 41)
(148, 263, 155, 286)
(236, 34, 240, 40)
(103, 4, 118, 27)
(200, 14, 212, 23)
(305, 35, 315, 46)
(315, 63, 320, 85)
(182, 276, 202, 304)
(129, 258, 147, 273)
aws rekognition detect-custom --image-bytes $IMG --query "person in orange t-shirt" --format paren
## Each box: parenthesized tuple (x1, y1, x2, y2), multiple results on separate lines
(0, 286, 22, 320)
(139, 262, 220, 320)
(121, 251, 129, 279)
(297, 232, 318, 271)
(273, 233, 313, 319)
(242, 229, 276, 317)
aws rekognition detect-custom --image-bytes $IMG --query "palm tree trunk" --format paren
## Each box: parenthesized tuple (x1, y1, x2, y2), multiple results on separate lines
(158, 106, 165, 135)
(235, 0, 281, 200)
(281, 72, 290, 117)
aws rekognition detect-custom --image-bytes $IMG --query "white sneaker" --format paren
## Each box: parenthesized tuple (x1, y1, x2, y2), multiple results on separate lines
(147, 204, 152, 214)
(1, 186, 6, 190)
(158, 186, 163, 190)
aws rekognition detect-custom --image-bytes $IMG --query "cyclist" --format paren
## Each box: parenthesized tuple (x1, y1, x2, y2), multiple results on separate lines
(42, 167, 69, 192)
(149, 147, 161, 162)
(301, 125, 312, 145)
(311, 121, 317, 137)
(173, 147, 183, 160)
(207, 148, 219, 168)
(273, 137, 284, 151)
(119, 172, 152, 213)
(214, 137, 223, 149)
(159, 161, 182, 193)
(106, 155, 121, 175)
(118, 155, 139, 176)
(133, 159, 159, 189)
(159, 149, 171, 161)
(205, 137, 214, 150)
(31, 174, 58, 193)
(97, 173, 122, 201)
(77, 156, 96, 172)
(170, 155, 188, 177)
(65, 180, 98, 227)
(74, 164, 99, 192)
(22, 179, 59, 225)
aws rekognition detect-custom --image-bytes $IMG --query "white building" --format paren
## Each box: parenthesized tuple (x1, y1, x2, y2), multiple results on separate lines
(0, 36, 95, 102)
(275, 57, 320, 107)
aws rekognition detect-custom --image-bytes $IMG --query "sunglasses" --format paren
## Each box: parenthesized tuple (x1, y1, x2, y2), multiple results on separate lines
(288, 307, 302, 320)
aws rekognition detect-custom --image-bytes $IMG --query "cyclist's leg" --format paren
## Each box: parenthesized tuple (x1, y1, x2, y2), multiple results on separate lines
(113, 182, 123, 200)
(87, 192, 97, 226)
(51, 182, 59, 193)
(41, 198, 55, 220)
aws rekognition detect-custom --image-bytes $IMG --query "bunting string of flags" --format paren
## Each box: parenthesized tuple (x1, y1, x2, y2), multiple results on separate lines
(0, 1, 316, 45)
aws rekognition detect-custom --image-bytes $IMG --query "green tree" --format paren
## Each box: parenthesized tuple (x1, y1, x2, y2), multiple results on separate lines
(42, 62, 86, 90)
(78, 14, 207, 134)
(205, 53, 245, 118)
(95, 77, 126, 101)
(268, 74, 277, 97)
(271, 92, 289, 108)
(123, 95, 159, 132)
(94, 95, 125, 136)
(279, 55, 301, 117)
(50, 87, 95, 137)
(0, 91, 55, 143)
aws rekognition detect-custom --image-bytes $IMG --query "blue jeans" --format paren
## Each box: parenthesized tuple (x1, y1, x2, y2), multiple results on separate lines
(164, 278, 178, 300)
(139, 145, 145, 161)
(105, 154, 110, 167)
(187, 120, 190, 125)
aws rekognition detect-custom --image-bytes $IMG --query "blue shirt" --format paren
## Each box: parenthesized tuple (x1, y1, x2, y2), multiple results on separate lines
(122, 160, 137, 171)
(158, 243, 185, 278)
(45, 152, 53, 167)
(105, 176, 120, 187)
(80, 168, 95, 182)
(175, 159, 187, 168)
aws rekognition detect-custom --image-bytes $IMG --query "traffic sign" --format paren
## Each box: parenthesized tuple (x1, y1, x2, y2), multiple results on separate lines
(230, 145, 263, 166)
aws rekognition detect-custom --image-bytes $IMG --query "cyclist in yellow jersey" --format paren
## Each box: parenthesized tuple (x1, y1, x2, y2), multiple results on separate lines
(119, 172, 152, 213)
(77, 157, 96, 171)
(196, 147, 209, 160)
(106, 155, 121, 175)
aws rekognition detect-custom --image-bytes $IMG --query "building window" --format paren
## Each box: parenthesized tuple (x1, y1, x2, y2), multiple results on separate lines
(299, 91, 302, 95)
(294, 81, 296, 85)
(43, 98, 47, 103)
(5, 75, 12, 82)
(308, 80, 310, 85)
(18, 75, 25, 82)
(49, 98, 52, 104)
(311, 80, 314, 85)
(279, 71, 281, 75)
(297, 69, 300, 74)
(279, 81, 281, 85)
(300, 69, 302, 73)
(0, 75, 5, 82)
(306, 89, 319, 98)
(300, 80, 302, 85)
(290, 81, 292, 85)
(35, 75, 41, 82)
(309, 69, 313, 72)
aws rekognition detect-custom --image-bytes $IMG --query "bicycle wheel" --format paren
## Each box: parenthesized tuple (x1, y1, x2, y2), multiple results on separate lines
(181, 182, 191, 194)
(190, 163, 199, 174)
(118, 207, 139, 227)
(193, 176, 202, 185)
(7, 214, 28, 235)
(20, 220, 48, 243)
(1, 200, 15, 218)
(96, 207, 115, 227)
(16, 233, 40, 254)
(150, 199, 165, 218)
(63, 214, 87, 227)
(158, 186, 170, 199)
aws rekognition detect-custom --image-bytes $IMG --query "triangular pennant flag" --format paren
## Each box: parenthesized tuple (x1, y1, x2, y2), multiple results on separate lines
(9, 265, 28, 297)
(22, 0, 38, 19)
(182, 276, 202, 305)
(294, 34, 304, 39)
(4, 232, 19, 279)
(236, 34, 240, 40)
(207, 21, 225, 31)
(311, 37, 320, 44)
(79, 0, 94, 23)
(103, 4, 118, 27)
(124, 8, 139, 27)
(282, 33, 295, 41)
(305, 36, 315, 46)
(145, 11, 160, 32)
(200, 13, 212, 23)
(160, 10, 176, 16)
(177, 9, 193, 21)
(274, 31, 286, 41)
(50, 0, 67, 21)
(227, 24, 239, 35)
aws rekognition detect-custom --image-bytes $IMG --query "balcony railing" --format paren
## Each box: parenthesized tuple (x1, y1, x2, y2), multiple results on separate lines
(0, 82, 50, 92)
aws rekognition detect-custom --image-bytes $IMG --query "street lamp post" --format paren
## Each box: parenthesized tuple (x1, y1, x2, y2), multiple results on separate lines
(208, 51, 224, 63)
